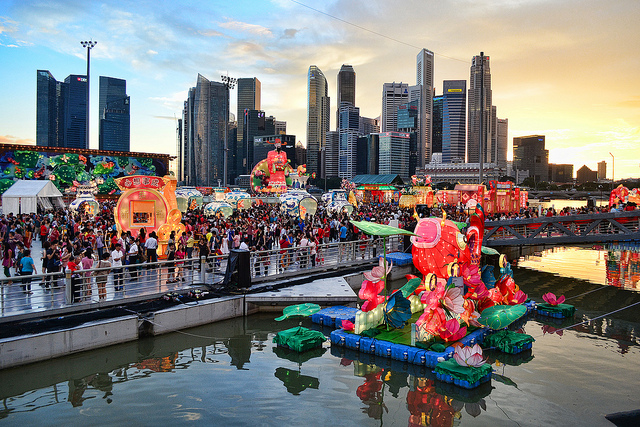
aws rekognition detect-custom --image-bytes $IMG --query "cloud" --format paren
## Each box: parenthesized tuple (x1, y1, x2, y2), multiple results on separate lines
(0, 135, 35, 145)
(153, 115, 179, 121)
(282, 28, 299, 39)
(147, 49, 158, 55)
(199, 29, 224, 37)
(0, 16, 18, 34)
(219, 20, 272, 37)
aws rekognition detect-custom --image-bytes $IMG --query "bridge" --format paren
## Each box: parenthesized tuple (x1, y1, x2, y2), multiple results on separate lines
(483, 210, 640, 247)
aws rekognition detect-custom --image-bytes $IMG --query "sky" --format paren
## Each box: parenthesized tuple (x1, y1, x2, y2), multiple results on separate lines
(0, 0, 639, 180)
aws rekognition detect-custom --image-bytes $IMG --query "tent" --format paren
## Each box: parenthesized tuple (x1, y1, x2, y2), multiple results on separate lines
(2, 180, 65, 214)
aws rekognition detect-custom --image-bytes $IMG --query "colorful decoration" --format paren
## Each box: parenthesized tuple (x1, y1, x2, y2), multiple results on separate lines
(476, 304, 527, 330)
(279, 190, 318, 217)
(203, 201, 233, 218)
(249, 139, 294, 193)
(275, 303, 322, 321)
(542, 293, 565, 306)
(453, 344, 486, 368)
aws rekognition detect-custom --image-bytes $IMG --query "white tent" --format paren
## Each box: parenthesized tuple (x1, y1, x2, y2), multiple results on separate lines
(2, 180, 65, 214)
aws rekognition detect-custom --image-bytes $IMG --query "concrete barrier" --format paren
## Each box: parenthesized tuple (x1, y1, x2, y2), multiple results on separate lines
(0, 315, 139, 370)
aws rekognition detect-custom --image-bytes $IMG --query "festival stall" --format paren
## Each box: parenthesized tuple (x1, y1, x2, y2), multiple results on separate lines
(351, 174, 404, 204)
(411, 175, 436, 207)
(114, 175, 185, 256)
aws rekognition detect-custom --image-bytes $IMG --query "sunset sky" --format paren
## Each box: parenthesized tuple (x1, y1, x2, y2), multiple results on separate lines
(1, 0, 639, 179)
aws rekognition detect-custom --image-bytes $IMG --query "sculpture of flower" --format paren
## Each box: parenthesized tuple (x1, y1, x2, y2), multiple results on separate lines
(542, 292, 565, 306)
(443, 286, 465, 314)
(453, 344, 486, 367)
(460, 299, 481, 327)
(359, 279, 386, 312)
(460, 262, 483, 288)
(439, 318, 467, 342)
(364, 257, 393, 283)
(416, 306, 446, 336)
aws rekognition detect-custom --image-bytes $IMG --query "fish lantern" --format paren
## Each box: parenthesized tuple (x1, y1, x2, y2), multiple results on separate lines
(411, 217, 471, 279)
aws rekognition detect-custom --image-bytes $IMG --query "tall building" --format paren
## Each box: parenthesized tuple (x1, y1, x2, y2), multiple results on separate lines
(597, 161, 607, 180)
(378, 131, 411, 181)
(359, 116, 379, 135)
(324, 131, 339, 178)
(295, 141, 306, 168)
(496, 117, 508, 170)
(432, 95, 443, 155)
(236, 78, 261, 176)
(275, 120, 287, 135)
(181, 74, 230, 186)
(243, 110, 276, 170)
(513, 135, 548, 183)
(336, 65, 356, 128)
(307, 65, 330, 177)
(36, 70, 64, 147)
(338, 102, 360, 179)
(381, 82, 409, 132)
(468, 53, 492, 164)
(98, 76, 130, 152)
(416, 48, 434, 166)
(548, 163, 574, 183)
(36, 70, 88, 149)
(397, 99, 419, 175)
(441, 80, 467, 164)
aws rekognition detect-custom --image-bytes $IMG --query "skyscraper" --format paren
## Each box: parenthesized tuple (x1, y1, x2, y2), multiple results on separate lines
(243, 110, 275, 170)
(378, 131, 410, 181)
(359, 116, 379, 135)
(98, 76, 130, 152)
(597, 161, 607, 180)
(181, 74, 229, 186)
(416, 48, 434, 166)
(236, 78, 261, 176)
(468, 53, 492, 164)
(432, 95, 443, 155)
(36, 70, 64, 147)
(513, 135, 548, 183)
(496, 117, 508, 170)
(307, 65, 330, 176)
(324, 131, 339, 178)
(338, 102, 360, 179)
(442, 80, 467, 164)
(381, 82, 409, 132)
(336, 65, 356, 128)
(36, 70, 88, 149)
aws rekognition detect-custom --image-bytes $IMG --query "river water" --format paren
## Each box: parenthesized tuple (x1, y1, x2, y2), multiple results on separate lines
(1, 244, 639, 426)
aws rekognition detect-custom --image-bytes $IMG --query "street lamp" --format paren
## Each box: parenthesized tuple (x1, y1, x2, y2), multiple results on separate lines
(221, 74, 236, 187)
(609, 152, 615, 192)
(80, 40, 97, 148)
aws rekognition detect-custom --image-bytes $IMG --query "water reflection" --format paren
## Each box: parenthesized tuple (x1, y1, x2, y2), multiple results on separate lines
(273, 346, 324, 395)
(605, 243, 640, 290)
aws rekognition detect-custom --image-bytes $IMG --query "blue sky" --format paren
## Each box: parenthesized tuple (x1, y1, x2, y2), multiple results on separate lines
(1, 0, 639, 179)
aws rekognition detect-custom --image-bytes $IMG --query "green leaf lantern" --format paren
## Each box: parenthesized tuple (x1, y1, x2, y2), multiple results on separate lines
(14, 151, 40, 168)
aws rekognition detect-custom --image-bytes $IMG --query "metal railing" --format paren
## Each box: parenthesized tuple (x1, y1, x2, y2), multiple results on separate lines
(0, 236, 404, 322)
(483, 210, 640, 246)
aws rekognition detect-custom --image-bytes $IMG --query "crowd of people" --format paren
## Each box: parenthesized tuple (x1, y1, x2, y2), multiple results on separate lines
(0, 195, 634, 296)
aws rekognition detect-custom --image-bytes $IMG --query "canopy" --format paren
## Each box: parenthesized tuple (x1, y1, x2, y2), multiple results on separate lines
(2, 180, 64, 214)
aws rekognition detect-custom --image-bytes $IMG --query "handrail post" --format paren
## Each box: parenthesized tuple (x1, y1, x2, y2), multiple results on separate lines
(200, 256, 207, 283)
(65, 271, 73, 304)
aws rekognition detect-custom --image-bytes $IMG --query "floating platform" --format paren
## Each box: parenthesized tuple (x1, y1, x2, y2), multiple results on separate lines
(310, 306, 356, 328)
(381, 252, 414, 266)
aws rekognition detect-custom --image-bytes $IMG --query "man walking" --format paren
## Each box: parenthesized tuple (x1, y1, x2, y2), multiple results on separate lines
(111, 242, 125, 291)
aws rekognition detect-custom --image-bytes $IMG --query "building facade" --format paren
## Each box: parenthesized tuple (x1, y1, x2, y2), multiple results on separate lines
(181, 74, 229, 186)
(378, 131, 410, 181)
(236, 77, 261, 177)
(416, 48, 434, 167)
(323, 131, 339, 178)
(597, 161, 607, 180)
(576, 165, 598, 184)
(36, 70, 88, 149)
(243, 110, 276, 171)
(336, 65, 356, 128)
(468, 54, 492, 164)
(359, 116, 379, 136)
(381, 82, 409, 133)
(432, 95, 443, 155)
(548, 163, 574, 183)
(98, 76, 130, 152)
(307, 66, 330, 177)
(496, 117, 508, 170)
(442, 80, 467, 164)
(513, 135, 549, 183)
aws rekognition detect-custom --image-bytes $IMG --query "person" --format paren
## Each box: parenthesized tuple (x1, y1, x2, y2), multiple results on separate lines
(175, 244, 186, 282)
(95, 230, 105, 260)
(111, 242, 125, 291)
(66, 255, 83, 301)
(45, 240, 61, 289)
(93, 253, 111, 300)
(239, 236, 249, 251)
(2, 242, 13, 285)
(18, 248, 37, 294)
(127, 237, 139, 280)
(166, 242, 177, 283)
(279, 234, 290, 273)
(81, 249, 94, 297)
(299, 233, 309, 269)
(309, 233, 318, 268)
(144, 231, 158, 266)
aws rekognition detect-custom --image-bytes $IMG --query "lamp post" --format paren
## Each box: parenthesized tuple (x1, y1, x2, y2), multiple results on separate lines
(609, 152, 614, 192)
(80, 40, 97, 149)
(221, 74, 236, 187)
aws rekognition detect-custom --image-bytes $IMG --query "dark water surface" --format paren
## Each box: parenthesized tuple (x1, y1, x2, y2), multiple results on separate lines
(0, 247, 639, 426)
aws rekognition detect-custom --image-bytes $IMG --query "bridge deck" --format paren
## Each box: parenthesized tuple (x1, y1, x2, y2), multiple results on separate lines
(483, 210, 640, 246)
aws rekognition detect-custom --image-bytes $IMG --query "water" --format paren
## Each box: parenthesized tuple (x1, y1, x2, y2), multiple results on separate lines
(528, 198, 607, 211)
(1, 247, 639, 426)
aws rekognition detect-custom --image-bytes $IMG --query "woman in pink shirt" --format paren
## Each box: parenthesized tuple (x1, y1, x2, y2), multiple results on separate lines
(81, 248, 94, 299)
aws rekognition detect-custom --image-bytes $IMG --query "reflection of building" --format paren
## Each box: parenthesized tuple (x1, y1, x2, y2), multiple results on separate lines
(99, 76, 130, 152)
(513, 135, 549, 182)
(36, 70, 88, 149)
(576, 165, 598, 183)
(181, 74, 229, 186)
(307, 66, 330, 177)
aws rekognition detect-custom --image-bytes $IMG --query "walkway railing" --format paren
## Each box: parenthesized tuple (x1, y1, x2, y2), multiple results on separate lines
(0, 236, 404, 323)
(483, 210, 640, 246)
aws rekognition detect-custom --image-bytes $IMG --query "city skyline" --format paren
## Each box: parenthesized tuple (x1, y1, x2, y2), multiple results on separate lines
(0, 0, 639, 179)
